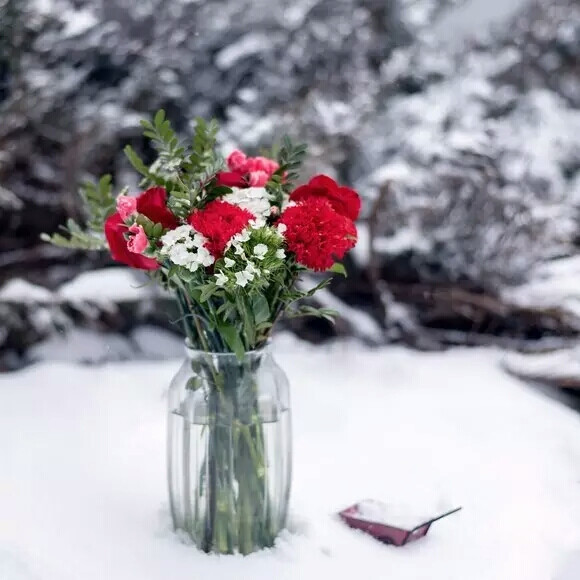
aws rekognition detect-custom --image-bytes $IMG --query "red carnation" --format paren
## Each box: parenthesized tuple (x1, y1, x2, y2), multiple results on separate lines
(290, 175, 361, 221)
(104, 213, 159, 270)
(216, 149, 279, 189)
(136, 187, 179, 229)
(278, 198, 357, 271)
(216, 171, 247, 188)
(188, 200, 254, 259)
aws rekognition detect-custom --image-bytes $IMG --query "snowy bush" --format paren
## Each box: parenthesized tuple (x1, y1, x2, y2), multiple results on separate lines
(0, 0, 579, 356)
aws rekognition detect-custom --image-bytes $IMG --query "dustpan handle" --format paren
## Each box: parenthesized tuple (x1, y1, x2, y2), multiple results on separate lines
(409, 506, 462, 534)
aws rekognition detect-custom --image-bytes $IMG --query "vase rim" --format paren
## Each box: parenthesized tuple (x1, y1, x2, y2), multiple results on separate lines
(183, 339, 271, 358)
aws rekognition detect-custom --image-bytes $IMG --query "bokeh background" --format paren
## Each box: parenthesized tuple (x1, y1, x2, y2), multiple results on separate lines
(1, 0, 579, 375)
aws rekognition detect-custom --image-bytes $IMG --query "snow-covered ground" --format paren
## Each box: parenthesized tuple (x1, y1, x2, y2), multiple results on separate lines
(1, 338, 580, 580)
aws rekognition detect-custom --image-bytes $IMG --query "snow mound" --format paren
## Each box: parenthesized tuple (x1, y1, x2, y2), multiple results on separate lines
(1, 343, 580, 579)
(0, 279, 53, 303)
(57, 268, 154, 303)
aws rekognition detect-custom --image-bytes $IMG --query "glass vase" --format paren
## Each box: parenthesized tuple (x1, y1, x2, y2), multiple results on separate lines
(167, 345, 292, 554)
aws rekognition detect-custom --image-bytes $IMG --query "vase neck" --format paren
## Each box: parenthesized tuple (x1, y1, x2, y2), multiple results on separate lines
(184, 342, 270, 364)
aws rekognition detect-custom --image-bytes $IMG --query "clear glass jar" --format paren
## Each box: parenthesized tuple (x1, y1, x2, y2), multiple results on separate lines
(167, 345, 292, 554)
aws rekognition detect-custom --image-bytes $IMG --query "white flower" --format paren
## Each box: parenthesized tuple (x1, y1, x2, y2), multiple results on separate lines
(245, 262, 260, 278)
(237, 230, 251, 243)
(275, 249, 286, 260)
(281, 194, 296, 211)
(196, 247, 215, 268)
(160, 225, 194, 249)
(168, 245, 194, 266)
(192, 233, 207, 248)
(276, 223, 287, 236)
(161, 226, 215, 272)
(234, 271, 252, 288)
(253, 243, 268, 260)
(249, 217, 267, 229)
(224, 187, 272, 217)
(226, 228, 252, 254)
(224, 257, 235, 268)
(215, 272, 228, 287)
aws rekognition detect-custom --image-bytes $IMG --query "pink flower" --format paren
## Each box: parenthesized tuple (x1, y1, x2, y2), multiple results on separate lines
(116, 196, 137, 221)
(127, 224, 149, 254)
(217, 150, 280, 189)
(248, 170, 270, 186)
(246, 156, 279, 174)
(227, 150, 248, 172)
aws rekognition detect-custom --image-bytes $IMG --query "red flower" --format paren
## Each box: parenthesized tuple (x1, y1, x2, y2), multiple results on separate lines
(188, 200, 254, 259)
(104, 213, 159, 270)
(290, 175, 361, 221)
(215, 149, 279, 189)
(216, 171, 247, 188)
(278, 198, 357, 271)
(136, 187, 178, 229)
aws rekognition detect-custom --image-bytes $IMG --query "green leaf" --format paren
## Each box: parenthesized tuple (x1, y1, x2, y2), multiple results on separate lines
(217, 322, 245, 360)
(252, 294, 270, 326)
(305, 277, 332, 297)
(135, 214, 156, 236)
(40, 222, 107, 250)
(152, 223, 163, 238)
(124, 145, 151, 178)
(285, 305, 338, 324)
(186, 377, 201, 391)
(199, 284, 217, 303)
(154, 109, 166, 128)
(328, 262, 347, 277)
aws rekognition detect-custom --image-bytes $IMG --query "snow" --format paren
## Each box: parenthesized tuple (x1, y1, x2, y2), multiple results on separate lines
(297, 281, 383, 343)
(349, 222, 370, 267)
(1, 341, 580, 579)
(374, 228, 433, 255)
(57, 268, 157, 304)
(503, 257, 580, 320)
(28, 327, 184, 365)
(0, 269, 163, 307)
(29, 328, 138, 365)
(0, 279, 53, 303)
(61, 7, 99, 38)
(0, 548, 41, 580)
(30, 0, 55, 16)
(352, 499, 444, 530)
(215, 33, 273, 70)
(431, 0, 533, 45)
(502, 348, 580, 384)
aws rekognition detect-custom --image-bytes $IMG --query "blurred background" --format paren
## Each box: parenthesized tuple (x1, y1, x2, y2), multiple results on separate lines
(0, 0, 579, 380)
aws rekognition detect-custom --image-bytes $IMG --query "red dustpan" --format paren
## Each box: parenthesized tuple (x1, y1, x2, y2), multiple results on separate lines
(339, 500, 462, 546)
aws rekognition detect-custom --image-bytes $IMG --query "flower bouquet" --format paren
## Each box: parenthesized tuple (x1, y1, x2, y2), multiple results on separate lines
(44, 111, 360, 554)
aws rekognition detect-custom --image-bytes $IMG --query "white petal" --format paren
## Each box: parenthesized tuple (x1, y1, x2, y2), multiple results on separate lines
(253, 243, 268, 258)
(234, 272, 249, 287)
(215, 272, 228, 286)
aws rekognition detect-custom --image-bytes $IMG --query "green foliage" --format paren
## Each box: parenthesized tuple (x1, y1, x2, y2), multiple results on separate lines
(40, 219, 107, 250)
(81, 175, 116, 232)
(217, 321, 245, 360)
(124, 145, 154, 181)
(285, 305, 338, 324)
(41, 175, 114, 250)
(328, 262, 347, 277)
(251, 294, 270, 326)
(41, 108, 348, 355)
(267, 136, 307, 206)
(124, 112, 227, 218)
